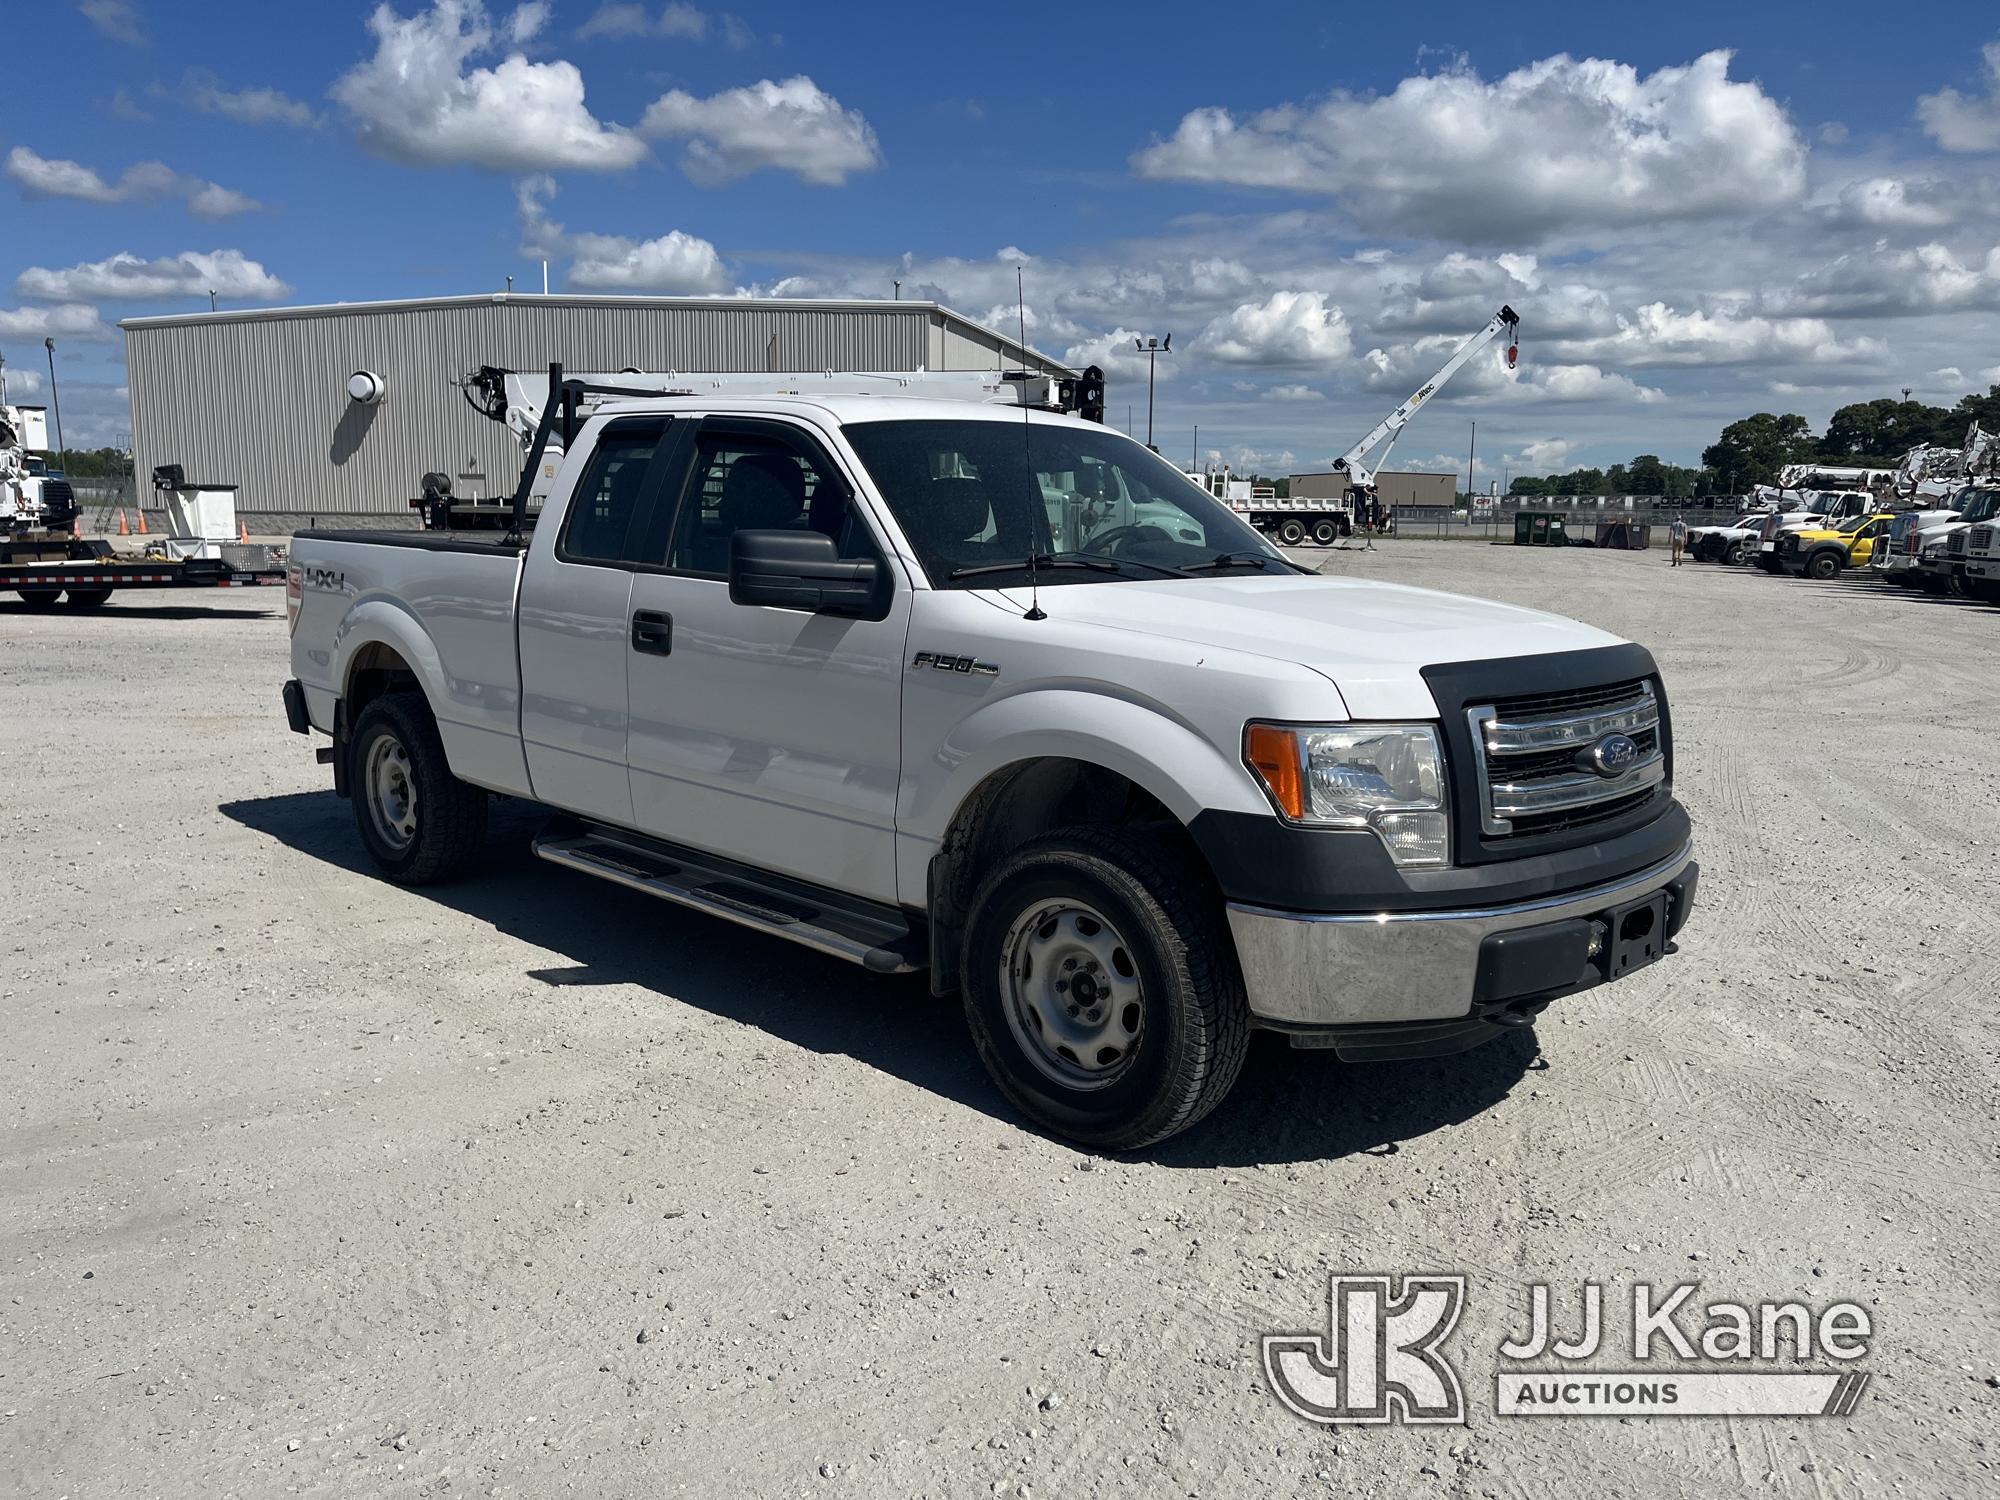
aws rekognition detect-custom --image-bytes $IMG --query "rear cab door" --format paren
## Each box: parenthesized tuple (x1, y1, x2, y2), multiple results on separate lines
(516, 413, 685, 826)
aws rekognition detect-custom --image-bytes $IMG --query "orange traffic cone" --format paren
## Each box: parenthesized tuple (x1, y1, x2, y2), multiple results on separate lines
(238, 518, 251, 544)
(117, 510, 130, 536)
(136, 510, 149, 535)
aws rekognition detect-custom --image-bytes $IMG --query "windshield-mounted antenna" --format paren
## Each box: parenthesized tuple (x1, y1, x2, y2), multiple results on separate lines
(1016, 265, 1046, 621)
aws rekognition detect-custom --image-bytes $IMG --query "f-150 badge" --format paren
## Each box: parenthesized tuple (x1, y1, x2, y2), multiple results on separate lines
(911, 651, 999, 677)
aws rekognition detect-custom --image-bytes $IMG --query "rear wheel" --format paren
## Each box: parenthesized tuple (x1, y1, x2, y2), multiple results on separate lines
(64, 588, 112, 608)
(14, 588, 62, 608)
(1277, 519, 1307, 547)
(1311, 519, 1340, 546)
(961, 826, 1250, 1149)
(347, 692, 488, 884)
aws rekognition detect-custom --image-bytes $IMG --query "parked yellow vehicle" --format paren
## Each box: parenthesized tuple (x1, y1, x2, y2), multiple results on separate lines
(1778, 513, 1896, 579)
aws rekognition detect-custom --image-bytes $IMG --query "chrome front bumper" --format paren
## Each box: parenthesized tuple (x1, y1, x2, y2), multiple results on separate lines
(1227, 838, 1697, 1027)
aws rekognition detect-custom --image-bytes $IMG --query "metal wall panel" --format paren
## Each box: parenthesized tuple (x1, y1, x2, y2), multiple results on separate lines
(124, 299, 1064, 519)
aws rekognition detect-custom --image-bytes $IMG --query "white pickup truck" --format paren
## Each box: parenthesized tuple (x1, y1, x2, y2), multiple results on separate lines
(282, 373, 1696, 1146)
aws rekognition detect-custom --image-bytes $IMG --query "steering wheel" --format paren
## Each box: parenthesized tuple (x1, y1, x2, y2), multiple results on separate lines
(1083, 522, 1174, 556)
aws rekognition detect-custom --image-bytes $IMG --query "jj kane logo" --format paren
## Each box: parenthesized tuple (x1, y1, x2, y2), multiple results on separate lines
(1263, 1274, 1873, 1425)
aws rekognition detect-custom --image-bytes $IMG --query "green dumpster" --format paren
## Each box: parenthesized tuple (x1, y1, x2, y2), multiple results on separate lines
(1512, 511, 1569, 546)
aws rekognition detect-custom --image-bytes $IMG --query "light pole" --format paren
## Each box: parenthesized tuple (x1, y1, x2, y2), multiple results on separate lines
(44, 338, 66, 468)
(1465, 420, 1476, 506)
(1192, 424, 1198, 472)
(1133, 334, 1170, 449)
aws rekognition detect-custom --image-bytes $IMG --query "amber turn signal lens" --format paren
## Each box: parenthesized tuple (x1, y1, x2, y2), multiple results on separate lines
(1245, 724, 1304, 820)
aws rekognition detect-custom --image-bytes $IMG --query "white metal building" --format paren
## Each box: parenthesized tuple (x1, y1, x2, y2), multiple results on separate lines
(120, 294, 1074, 526)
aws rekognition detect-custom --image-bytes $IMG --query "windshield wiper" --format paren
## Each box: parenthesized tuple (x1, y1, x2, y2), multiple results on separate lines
(947, 551, 1188, 581)
(1178, 550, 1313, 575)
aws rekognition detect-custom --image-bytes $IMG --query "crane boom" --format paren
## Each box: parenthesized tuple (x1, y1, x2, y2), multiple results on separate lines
(1334, 305, 1519, 494)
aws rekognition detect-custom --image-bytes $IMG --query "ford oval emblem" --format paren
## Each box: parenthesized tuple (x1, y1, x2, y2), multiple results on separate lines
(1588, 732, 1640, 778)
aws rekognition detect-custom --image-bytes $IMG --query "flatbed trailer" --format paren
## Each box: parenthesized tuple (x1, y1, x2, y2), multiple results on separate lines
(4, 547, 285, 607)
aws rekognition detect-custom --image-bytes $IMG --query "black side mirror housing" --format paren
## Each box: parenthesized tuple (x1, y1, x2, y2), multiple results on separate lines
(729, 530, 888, 619)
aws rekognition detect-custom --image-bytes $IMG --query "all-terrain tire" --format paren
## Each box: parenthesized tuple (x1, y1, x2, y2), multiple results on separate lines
(960, 825, 1251, 1150)
(347, 692, 488, 884)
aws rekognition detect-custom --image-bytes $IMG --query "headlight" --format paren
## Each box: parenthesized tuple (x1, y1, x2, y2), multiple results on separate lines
(1244, 722, 1449, 867)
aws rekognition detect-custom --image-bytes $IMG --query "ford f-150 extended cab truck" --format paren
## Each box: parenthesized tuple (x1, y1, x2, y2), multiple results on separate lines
(282, 374, 1696, 1147)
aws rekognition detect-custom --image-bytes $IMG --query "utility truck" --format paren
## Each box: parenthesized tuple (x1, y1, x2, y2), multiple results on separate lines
(282, 363, 1696, 1148)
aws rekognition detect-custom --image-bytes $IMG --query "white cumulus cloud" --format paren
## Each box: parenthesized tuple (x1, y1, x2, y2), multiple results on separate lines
(15, 249, 288, 303)
(515, 174, 728, 294)
(639, 76, 881, 185)
(5, 146, 261, 217)
(0, 303, 115, 341)
(1134, 50, 1806, 239)
(333, 0, 646, 172)
(1917, 41, 2000, 152)
(1201, 291, 1352, 367)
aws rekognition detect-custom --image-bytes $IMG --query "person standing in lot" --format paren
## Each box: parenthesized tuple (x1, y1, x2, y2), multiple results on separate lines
(1669, 516, 1688, 566)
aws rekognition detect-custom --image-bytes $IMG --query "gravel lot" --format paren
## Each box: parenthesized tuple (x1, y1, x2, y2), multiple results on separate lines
(3, 541, 1996, 1498)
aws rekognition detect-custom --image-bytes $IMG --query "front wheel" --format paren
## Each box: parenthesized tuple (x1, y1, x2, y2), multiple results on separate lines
(961, 826, 1250, 1149)
(14, 588, 62, 608)
(1277, 519, 1307, 547)
(347, 692, 488, 884)
(1724, 542, 1748, 566)
(1807, 551, 1843, 581)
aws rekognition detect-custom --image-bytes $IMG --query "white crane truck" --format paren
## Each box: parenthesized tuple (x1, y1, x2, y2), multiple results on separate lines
(1219, 306, 1520, 545)
(282, 365, 1696, 1147)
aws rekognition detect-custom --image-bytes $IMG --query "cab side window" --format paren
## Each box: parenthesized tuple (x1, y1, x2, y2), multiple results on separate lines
(662, 428, 874, 575)
(559, 422, 666, 564)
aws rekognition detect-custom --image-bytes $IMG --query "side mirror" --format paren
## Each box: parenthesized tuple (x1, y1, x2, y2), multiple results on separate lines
(729, 530, 887, 619)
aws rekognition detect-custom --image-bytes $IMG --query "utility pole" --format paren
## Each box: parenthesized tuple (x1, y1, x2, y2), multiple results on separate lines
(44, 338, 65, 467)
(1133, 334, 1170, 449)
(1465, 421, 1477, 504)
(1192, 424, 1198, 471)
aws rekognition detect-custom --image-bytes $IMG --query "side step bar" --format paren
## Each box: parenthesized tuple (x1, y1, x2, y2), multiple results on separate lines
(533, 828, 923, 975)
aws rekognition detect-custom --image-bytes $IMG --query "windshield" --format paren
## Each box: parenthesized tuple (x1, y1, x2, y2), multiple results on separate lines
(1956, 488, 2000, 523)
(1832, 515, 1871, 534)
(842, 417, 1281, 586)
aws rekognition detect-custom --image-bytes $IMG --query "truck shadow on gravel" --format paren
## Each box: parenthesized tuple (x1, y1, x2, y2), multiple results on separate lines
(220, 790, 1537, 1167)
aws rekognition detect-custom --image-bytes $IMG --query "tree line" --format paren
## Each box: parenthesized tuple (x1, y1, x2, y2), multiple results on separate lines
(1509, 384, 2000, 498)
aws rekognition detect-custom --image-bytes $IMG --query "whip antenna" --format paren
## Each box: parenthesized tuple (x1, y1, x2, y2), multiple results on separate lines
(1017, 265, 1045, 621)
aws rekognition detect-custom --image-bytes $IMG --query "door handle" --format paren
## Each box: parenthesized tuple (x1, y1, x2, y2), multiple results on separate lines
(630, 609, 673, 655)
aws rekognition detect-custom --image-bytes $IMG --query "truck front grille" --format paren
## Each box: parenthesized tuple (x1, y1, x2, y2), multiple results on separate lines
(1469, 679, 1666, 839)
(1972, 526, 1994, 551)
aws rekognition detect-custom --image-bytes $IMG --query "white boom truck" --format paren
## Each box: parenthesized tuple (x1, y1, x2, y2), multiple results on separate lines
(1, 403, 78, 544)
(282, 365, 1696, 1148)
(1221, 306, 1520, 546)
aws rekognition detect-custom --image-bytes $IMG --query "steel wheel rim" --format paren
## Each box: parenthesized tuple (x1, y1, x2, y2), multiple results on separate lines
(998, 898, 1145, 1090)
(364, 732, 419, 851)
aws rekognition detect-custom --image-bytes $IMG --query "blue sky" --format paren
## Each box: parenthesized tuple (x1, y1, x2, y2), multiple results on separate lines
(5, 0, 2000, 481)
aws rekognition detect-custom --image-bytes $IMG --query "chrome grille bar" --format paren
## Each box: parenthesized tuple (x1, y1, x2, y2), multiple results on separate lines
(1480, 684, 1658, 754)
(1489, 754, 1667, 821)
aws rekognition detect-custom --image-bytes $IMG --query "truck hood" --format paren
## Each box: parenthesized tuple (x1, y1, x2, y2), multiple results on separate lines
(991, 574, 1621, 718)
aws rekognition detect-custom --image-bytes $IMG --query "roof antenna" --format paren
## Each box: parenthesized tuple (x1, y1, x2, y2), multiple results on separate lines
(1016, 264, 1045, 621)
